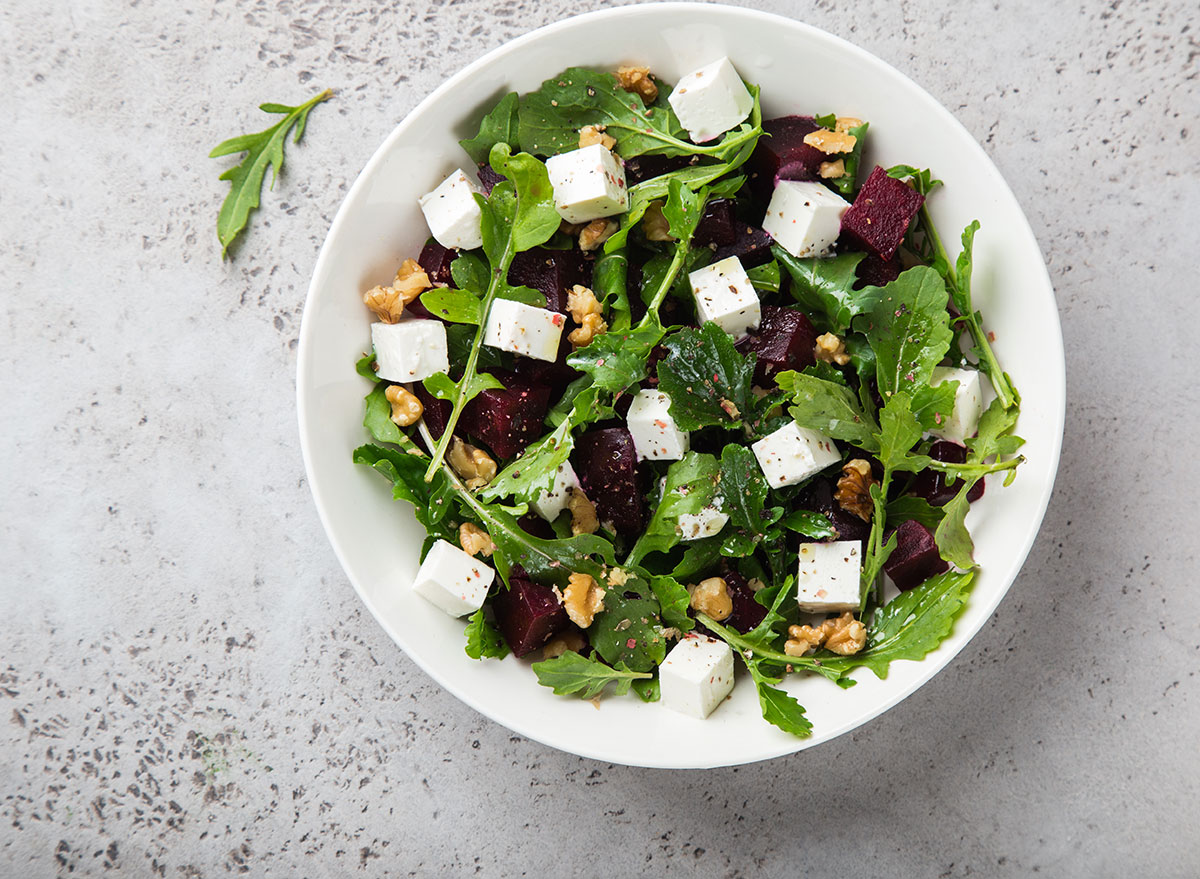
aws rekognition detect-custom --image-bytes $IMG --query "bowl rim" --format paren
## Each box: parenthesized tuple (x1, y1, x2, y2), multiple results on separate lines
(296, 1, 1066, 768)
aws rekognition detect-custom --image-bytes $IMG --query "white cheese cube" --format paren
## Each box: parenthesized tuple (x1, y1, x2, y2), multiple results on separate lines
(418, 168, 483, 250)
(660, 634, 736, 719)
(762, 181, 851, 259)
(627, 390, 690, 461)
(411, 539, 495, 617)
(545, 144, 629, 223)
(482, 298, 565, 362)
(929, 366, 985, 442)
(688, 256, 762, 338)
(667, 56, 754, 143)
(795, 540, 862, 612)
(531, 461, 580, 522)
(751, 420, 840, 487)
(370, 318, 449, 383)
(677, 500, 729, 541)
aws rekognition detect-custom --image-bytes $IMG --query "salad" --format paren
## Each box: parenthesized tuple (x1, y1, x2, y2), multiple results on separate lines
(351, 57, 1024, 738)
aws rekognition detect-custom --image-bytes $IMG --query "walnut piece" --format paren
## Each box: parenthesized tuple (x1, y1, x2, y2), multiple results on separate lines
(616, 65, 658, 104)
(578, 218, 618, 252)
(567, 285, 602, 322)
(579, 124, 617, 151)
(605, 567, 630, 588)
(563, 572, 606, 628)
(803, 128, 858, 155)
(814, 332, 851, 366)
(568, 312, 608, 348)
(641, 201, 674, 242)
(819, 158, 846, 179)
(384, 385, 424, 427)
(458, 522, 495, 557)
(448, 438, 496, 490)
(785, 624, 826, 657)
(835, 459, 877, 522)
(363, 258, 431, 323)
(688, 577, 733, 622)
(567, 487, 599, 536)
(785, 612, 866, 657)
(834, 116, 863, 134)
(542, 629, 588, 661)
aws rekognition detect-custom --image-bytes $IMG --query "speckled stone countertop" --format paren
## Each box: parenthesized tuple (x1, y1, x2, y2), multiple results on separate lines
(3, 0, 1197, 875)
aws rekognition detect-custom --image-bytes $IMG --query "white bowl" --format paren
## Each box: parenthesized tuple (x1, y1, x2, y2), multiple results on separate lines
(297, 3, 1065, 768)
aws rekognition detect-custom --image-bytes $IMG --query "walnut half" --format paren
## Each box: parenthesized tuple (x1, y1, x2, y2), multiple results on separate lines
(384, 385, 424, 427)
(785, 612, 866, 657)
(814, 332, 851, 366)
(563, 572, 606, 628)
(689, 577, 733, 622)
(363, 258, 430, 323)
(458, 522, 495, 558)
(616, 65, 658, 104)
(835, 459, 877, 522)
(448, 438, 496, 490)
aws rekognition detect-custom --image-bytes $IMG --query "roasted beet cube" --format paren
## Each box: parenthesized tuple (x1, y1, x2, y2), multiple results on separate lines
(461, 372, 552, 460)
(517, 513, 556, 541)
(573, 427, 645, 537)
(908, 441, 985, 506)
(476, 162, 504, 195)
(736, 305, 817, 384)
(722, 571, 767, 634)
(840, 166, 925, 261)
(493, 572, 568, 657)
(714, 223, 774, 269)
(413, 382, 452, 440)
(747, 115, 825, 200)
(507, 247, 593, 313)
(800, 477, 871, 548)
(623, 153, 696, 185)
(855, 252, 903, 289)
(418, 238, 459, 287)
(693, 199, 738, 248)
(884, 519, 949, 591)
(513, 356, 581, 400)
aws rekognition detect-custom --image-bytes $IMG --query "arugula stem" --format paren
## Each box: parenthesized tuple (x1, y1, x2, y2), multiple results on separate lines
(644, 245, 688, 319)
(697, 614, 837, 678)
(860, 470, 893, 610)
(926, 455, 1025, 477)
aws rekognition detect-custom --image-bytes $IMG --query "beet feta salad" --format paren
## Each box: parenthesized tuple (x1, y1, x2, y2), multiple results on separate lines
(351, 58, 1025, 737)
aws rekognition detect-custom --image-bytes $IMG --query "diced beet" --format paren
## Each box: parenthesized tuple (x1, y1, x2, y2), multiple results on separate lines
(693, 199, 738, 248)
(840, 166, 925, 261)
(643, 344, 669, 389)
(855, 252, 903, 289)
(747, 116, 825, 200)
(508, 248, 593, 313)
(884, 519, 949, 591)
(492, 571, 569, 657)
(413, 382, 452, 440)
(624, 154, 696, 185)
(722, 571, 767, 634)
(461, 372, 552, 460)
(517, 513, 556, 540)
(418, 239, 459, 287)
(573, 427, 645, 537)
(513, 356, 581, 400)
(476, 162, 504, 195)
(713, 223, 774, 269)
(736, 305, 817, 384)
(908, 441, 985, 506)
(801, 477, 871, 548)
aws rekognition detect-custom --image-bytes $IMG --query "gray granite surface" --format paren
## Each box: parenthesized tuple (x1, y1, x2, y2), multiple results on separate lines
(2, 0, 1198, 875)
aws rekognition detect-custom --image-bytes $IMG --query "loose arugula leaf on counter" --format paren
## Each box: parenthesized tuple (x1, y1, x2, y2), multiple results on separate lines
(464, 608, 509, 660)
(775, 370, 880, 451)
(531, 651, 651, 698)
(626, 452, 721, 565)
(657, 323, 756, 430)
(459, 92, 520, 164)
(717, 445, 778, 557)
(775, 248, 869, 332)
(210, 88, 332, 258)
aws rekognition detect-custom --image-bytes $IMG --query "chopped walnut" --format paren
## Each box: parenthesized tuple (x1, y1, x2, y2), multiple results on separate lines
(688, 577, 733, 622)
(803, 128, 858, 155)
(542, 629, 588, 661)
(641, 201, 674, 242)
(563, 572, 606, 628)
(834, 116, 863, 134)
(362, 258, 431, 323)
(835, 459, 877, 522)
(814, 332, 851, 366)
(616, 65, 658, 104)
(568, 312, 608, 348)
(819, 158, 846, 179)
(578, 218, 618, 252)
(448, 438, 496, 490)
(458, 522, 495, 558)
(821, 612, 867, 656)
(578, 124, 617, 150)
(567, 487, 599, 536)
(384, 385, 423, 427)
(785, 624, 826, 657)
(605, 567, 630, 588)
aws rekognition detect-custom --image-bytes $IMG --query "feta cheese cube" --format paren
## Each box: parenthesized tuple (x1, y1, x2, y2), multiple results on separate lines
(762, 180, 851, 259)
(545, 144, 629, 224)
(660, 634, 736, 719)
(677, 500, 729, 541)
(626, 390, 690, 461)
(751, 420, 840, 487)
(370, 318, 449, 382)
(667, 56, 754, 143)
(418, 168, 483, 250)
(411, 538, 495, 617)
(688, 256, 762, 338)
(482, 298, 565, 362)
(929, 366, 985, 442)
(531, 461, 580, 522)
(795, 540, 862, 612)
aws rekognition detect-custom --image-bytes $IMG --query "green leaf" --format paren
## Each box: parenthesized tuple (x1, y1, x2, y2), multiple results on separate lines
(885, 164, 943, 196)
(593, 248, 632, 332)
(747, 661, 813, 738)
(775, 369, 880, 450)
(662, 177, 705, 241)
(210, 89, 332, 257)
(531, 651, 650, 699)
(746, 260, 781, 294)
(418, 286, 482, 324)
(775, 248, 870, 332)
(934, 485, 977, 569)
(827, 120, 868, 197)
(656, 323, 756, 430)
(626, 452, 721, 564)
(352, 443, 457, 539)
(459, 92, 519, 164)
(780, 509, 837, 539)
(363, 383, 404, 445)
(464, 608, 509, 660)
(356, 350, 380, 382)
(566, 316, 665, 394)
(854, 266, 954, 398)
(911, 380, 959, 433)
(649, 575, 695, 633)
(590, 587, 669, 673)
(716, 445, 775, 557)
(604, 163, 749, 254)
(670, 538, 723, 580)
(631, 676, 661, 702)
(968, 397, 1025, 463)
(886, 496, 945, 529)
(877, 392, 929, 473)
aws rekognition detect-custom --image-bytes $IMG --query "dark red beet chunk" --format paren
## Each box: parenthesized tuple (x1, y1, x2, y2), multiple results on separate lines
(801, 477, 871, 548)
(461, 372, 552, 460)
(840, 166, 925, 261)
(418, 239, 458, 287)
(573, 427, 645, 537)
(855, 253, 903, 289)
(513, 356, 581, 400)
(723, 571, 767, 634)
(693, 199, 738, 248)
(413, 383, 452, 440)
(492, 571, 568, 657)
(517, 513, 556, 541)
(714, 224, 775, 269)
(508, 248, 593, 313)
(747, 116, 825, 199)
(624, 154, 696, 185)
(476, 162, 504, 195)
(884, 519, 949, 591)
(737, 305, 818, 384)
(909, 441, 985, 506)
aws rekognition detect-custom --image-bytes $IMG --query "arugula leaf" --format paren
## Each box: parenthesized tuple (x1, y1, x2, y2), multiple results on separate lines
(363, 384, 404, 445)
(210, 89, 332, 257)
(968, 396, 1025, 463)
(662, 177, 705, 240)
(886, 165, 943, 197)
(876, 391, 929, 473)
(566, 315, 664, 394)
(746, 260, 781, 294)
(746, 661, 813, 738)
(717, 445, 777, 557)
(826, 120, 869, 197)
(603, 164, 748, 254)
(591, 587, 669, 673)
(352, 443, 457, 540)
(631, 676, 661, 702)
(459, 92, 519, 164)
(934, 486, 977, 569)
(775, 369, 880, 450)
(593, 248, 632, 332)
(418, 286, 482, 324)
(854, 266, 954, 398)
(464, 608, 509, 660)
(649, 575, 695, 633)
(445, 323, 508, 374)
(531, 650, 650, 698)
(885, 496, 945, 529)
(626, 452, 721, 565)
(670, 538, 723, 580)
(780, 509, 837, 539)
(911, 380, 959, 433)
(656, 323, 756, 431)
(356, 350, 380, 382)
(774, 248, 869, 332)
